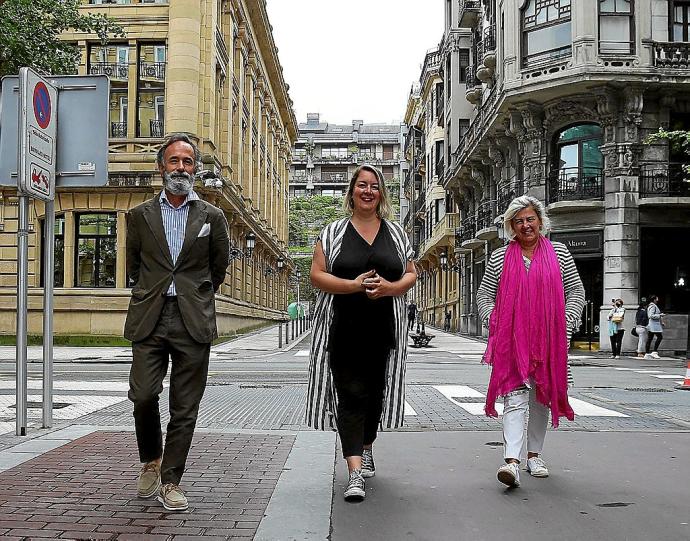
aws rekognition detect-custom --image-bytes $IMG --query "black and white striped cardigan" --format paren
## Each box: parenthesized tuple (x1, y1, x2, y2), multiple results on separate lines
(305, 218, 414, 431)
(476, 240, 586, 366)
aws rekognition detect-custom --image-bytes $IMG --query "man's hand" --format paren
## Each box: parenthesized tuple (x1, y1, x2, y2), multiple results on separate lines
(363, 273, 394, 299)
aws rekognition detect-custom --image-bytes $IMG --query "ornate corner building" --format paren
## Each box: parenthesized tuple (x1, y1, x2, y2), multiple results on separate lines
(0, 0, 298, 337)
(407, 0, 690, 352)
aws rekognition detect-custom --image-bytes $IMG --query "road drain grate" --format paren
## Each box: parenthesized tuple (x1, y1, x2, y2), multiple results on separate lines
(11, 401, 71, 409)
(624, 387, 672, 392)
(596, 502, 634, 508)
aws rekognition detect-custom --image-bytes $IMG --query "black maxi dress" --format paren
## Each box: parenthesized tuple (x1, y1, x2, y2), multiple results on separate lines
(327, 220, 404, 457)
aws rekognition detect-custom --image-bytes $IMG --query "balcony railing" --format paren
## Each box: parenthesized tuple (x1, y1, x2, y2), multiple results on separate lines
(455, 215, 476, 246)
(497, 179, 523, 215)
(476, 200, 496, 231)
(483, 25, 496, 53)
(465, 65, 479, 89)
(139, 61, 166, 80)
(640, 163, 690, 197)
(523, 45, 571, 69)
(90, 62, 128, 79)
(548, 167, 604, 203)
(459, 0, 480, 27)
(651, 41, 690, 69)
(110, 122, 127, 138)
(150, 119, 164, 137)
(108, 173, 153, 187)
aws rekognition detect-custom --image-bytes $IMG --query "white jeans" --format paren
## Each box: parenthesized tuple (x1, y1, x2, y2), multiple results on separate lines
(502, 386, 549, 462)
(636, 325, 648, 353)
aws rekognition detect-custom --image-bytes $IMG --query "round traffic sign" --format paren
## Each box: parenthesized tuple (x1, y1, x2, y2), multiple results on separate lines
(33, 82, 52, 129)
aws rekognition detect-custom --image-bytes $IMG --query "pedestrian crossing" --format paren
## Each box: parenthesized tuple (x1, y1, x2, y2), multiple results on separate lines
(612, 367, 685, 385)
(403, 384, 628, 418)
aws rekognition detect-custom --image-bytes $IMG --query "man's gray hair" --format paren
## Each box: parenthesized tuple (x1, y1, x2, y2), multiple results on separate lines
(156, 133, 202, 172)
(502, 195, 550, 239)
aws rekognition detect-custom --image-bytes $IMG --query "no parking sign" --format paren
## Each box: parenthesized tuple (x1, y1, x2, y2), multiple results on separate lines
(18, 67, 57, 201)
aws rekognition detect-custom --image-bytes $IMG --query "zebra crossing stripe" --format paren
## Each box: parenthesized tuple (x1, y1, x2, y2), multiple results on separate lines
(294, 350, 309, 357)
(404, 401, 417, 416)
(651, 374, 686, 379)
(432, 385, 628, 417)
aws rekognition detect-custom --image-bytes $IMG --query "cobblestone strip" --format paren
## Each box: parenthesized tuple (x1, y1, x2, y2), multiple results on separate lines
(0, 430, 295, 540)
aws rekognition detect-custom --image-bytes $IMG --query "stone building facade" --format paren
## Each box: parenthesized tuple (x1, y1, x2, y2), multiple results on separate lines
(0, 0, 298, 337)
(410, 0, 690, 353)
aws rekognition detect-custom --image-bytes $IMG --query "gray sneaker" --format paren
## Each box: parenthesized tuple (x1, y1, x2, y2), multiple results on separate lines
(158, 483, 189, 512)
(344, 469, 365, 501)
(361, 449, 376, 478)
(136, 461, 161, 498)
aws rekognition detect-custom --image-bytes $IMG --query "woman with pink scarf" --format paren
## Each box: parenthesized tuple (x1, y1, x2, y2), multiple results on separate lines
(477, 196, 585, 488)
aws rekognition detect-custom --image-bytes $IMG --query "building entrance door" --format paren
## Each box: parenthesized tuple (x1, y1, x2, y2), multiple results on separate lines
(571, 256, 603, 349)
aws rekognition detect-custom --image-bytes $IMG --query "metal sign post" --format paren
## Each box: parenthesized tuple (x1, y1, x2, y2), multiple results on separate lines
(43, 199, 55, 428)
(15, 67, 58, 435)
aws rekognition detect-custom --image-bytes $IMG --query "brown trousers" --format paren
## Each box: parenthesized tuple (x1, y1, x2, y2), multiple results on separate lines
(128, 297, 210, 485)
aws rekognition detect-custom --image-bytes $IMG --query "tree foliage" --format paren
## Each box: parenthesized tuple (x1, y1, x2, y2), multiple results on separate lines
(644, 128, 690, 176)
(0, 0, 125, 78)
(289, 196, 347, 250)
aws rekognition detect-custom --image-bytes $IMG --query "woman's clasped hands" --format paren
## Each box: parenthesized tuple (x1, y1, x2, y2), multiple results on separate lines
(355, 269, 392, 299)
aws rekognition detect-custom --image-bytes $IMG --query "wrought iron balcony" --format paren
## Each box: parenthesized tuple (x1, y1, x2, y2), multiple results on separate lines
(108, 172, 153, 187)
(150, 119, 164, 137)
(651, 41, 690, 69)
(548, 167, 604, 204)
(90, 62, 128, 79)
(640, 163, 690, 197)
(475, 200, 496, 231)
(139, 61, 166, 80)
(110, 122, 127, 138)
(455, 215, 476, 246)
(483, 25, 496, 70)
(459, 0, 480, 28)
(496, 179, 523, 215)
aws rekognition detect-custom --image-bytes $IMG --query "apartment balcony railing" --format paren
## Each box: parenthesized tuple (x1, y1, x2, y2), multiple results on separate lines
(640, 163, 690, 197)
(459, 0, 480, 28)
(435, 157, 444, 179)
(293, 153, 308, 161)
(548, 167, 604, 204)
(475, 200, 496, 231)
(150, 119, 164, 137)
(289, 176, 307, 183)
(139, 61, 166, 80)
(110, 122, 127, 138)
(455, 215, 476, 246)
(90, 62, 128, 79)
(523, 45, 571, 69)
(483, 25, 497, 70)
(465, 65, 482, 104)
(318, 176, 348, 183)
(108, 172, 153, 187)
(496, 179, 523, 215)
(651, 41, 690, 69)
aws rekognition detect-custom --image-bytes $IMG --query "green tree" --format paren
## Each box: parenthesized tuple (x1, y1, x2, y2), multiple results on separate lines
(644, 128, 690, 175)
(289, 195, 347, 251)
(0, 0, 125, 78)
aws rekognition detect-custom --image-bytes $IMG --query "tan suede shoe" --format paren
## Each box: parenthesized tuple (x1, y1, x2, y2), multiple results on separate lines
(137, 461, 161, 498)
(158, 483, 189, 512)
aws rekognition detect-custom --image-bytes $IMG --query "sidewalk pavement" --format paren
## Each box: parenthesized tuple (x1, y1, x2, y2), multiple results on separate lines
(0, 325, 687, 540)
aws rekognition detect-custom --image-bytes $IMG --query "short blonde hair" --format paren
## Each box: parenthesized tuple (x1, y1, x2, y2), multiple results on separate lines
(502, 195, 550, 239)
(343, 164, 393, 220)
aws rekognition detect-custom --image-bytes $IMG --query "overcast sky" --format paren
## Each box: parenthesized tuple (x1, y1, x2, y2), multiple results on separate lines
(266, 0, 444, 126)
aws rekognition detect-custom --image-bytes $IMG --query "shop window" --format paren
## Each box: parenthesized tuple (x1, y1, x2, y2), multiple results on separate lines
(40, 216, 65, 288)
(522, 0, 572, 68)
(599, 0, 634, 54)
(75, 214, 117, 288)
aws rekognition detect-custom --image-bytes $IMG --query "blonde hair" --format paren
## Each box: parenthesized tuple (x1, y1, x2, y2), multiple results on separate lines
(343, 164, 393, 220)
(502, 195, 550, 239)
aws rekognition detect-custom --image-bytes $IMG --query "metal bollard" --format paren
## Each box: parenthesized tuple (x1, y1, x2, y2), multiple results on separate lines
(291, 320, 295, 341)
(278, 322, 283, 348)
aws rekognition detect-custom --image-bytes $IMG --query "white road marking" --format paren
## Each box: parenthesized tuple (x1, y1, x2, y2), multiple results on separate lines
(651, 374, 686, 379)
(404, 401, 417, 416)
(633, 370, 663, 374)
(0, 381, 131, 392)
(613, 368, 637, 371)
(294, 350, 309, 357)
(433, 385, 627, 417)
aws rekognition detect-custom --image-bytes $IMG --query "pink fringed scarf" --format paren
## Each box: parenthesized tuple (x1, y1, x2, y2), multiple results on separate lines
(483, 237, 574, 428)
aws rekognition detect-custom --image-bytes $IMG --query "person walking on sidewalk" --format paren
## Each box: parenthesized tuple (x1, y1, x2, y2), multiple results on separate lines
(407, 301, 417, 331)
(645, 295, 665, 358)
(634, 298, 649, 359)
(124, 133, 230, 511)
(306, 164, 416, 502)
(476, 196, 585, 488)
(443, 310, 452, 332)
(607, 299, 626, 359)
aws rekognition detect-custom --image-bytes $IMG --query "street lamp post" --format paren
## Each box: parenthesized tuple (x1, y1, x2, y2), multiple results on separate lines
(296, 267, 302, 334)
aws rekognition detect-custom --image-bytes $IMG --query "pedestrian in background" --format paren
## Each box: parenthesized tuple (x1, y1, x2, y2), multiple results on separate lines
(634, 298, 649, 359)
(306, 164, 416, 502)
(607, 299, 626, 359)
(645, 295, 664, 358)
(444, 310, 452, 332)
(477, 196, 585, 488)
(407, 300, 417, 331)
(125, 133, 230, 511)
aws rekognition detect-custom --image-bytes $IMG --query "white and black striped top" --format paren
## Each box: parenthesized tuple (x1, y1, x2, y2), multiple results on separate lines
(305, 218, 414, 431)
(476, 240, 586, 334)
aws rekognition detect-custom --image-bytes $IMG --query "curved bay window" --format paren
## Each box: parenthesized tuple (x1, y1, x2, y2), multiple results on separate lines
(521, 0, 572, 68)
(599, 0, 634, 54)
(76, 214, 117, 287)
(549, 124, 604, 203)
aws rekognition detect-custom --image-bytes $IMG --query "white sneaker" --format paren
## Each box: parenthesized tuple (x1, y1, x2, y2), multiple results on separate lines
(497, 462, 520, 487)
(526, 456, 549, 478)
(644, 353, 654, 359)
(650, 351, 660, 359)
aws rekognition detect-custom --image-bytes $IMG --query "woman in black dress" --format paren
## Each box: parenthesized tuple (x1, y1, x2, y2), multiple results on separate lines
(309, 164, 416, 501)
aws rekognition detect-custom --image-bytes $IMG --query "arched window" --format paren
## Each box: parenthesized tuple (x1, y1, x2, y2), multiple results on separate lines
(521, 0, 572, 68)
(551, 124, 604, 202)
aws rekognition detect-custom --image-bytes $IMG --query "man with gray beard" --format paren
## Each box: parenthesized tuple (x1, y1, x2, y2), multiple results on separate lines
(124, 133, 229, 511)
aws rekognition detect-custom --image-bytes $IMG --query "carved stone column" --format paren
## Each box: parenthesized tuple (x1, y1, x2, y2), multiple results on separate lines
(517, 103, 546, 199)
